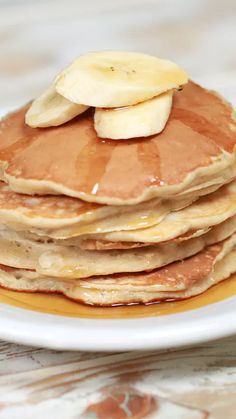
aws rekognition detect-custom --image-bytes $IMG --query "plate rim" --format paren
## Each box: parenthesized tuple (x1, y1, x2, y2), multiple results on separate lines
(0, 296, 235, 351)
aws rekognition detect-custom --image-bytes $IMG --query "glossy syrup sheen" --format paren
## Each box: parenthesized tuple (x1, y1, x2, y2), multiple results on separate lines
(1, 82, 236, 204)
(0, 275, 235, 318)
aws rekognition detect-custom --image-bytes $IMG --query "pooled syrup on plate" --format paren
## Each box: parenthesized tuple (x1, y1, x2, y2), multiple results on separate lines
(0, 275, 235, 318)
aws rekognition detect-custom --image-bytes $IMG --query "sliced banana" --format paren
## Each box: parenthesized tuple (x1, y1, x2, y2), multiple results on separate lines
(55, 51, 188, 108)
(94, 90, 173, 139)
(25, 85, 89, 128)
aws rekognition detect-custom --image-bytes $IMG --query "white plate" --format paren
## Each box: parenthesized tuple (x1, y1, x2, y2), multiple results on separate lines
(0, 297, 235, 351)
(0, 81, 236, 351)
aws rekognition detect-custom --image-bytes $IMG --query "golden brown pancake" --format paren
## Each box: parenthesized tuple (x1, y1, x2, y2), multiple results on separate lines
(0, 180, 195, 236)
(0, 178, 236, 244)
(0, 82, 235, 204)
(0, 76, 236, 308)
(0, 214, 235, 278)
(77, 229, 208, 250)
(0, 234, 235, 305)
(68, 179, 236, 244)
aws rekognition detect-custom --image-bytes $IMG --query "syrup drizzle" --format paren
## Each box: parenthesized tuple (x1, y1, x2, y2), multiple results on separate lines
(0, 274, 235, 319)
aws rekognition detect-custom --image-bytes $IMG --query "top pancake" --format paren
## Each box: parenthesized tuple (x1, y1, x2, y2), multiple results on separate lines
(0, 81, 235, 204)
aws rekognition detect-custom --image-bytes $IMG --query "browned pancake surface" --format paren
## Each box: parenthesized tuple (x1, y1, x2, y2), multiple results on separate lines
(0, 82, 235, 202)
(0, 239, 223, 289)
(0, 181, 99, 219)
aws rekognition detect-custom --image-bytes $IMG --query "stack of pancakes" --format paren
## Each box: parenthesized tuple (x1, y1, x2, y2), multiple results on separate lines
(0, 81, 236, 306)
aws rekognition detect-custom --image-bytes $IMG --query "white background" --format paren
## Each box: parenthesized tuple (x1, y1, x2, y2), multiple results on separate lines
(0, 0, 235, 110)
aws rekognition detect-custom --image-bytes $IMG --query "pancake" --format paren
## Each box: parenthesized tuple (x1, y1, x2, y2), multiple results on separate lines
(0, 177, 235, 244)
(79, 179, 236, 244)
(0, 180, 195, 237)
(1, 67, 236, 308)
(0, 82, 235, 205)
(0, 234, 236, 305)
(77, 228, 210, 250)
(0, 214, 235, 278)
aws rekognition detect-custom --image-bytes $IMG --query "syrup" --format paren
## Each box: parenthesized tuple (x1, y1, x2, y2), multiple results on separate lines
(0, 275, 235, 319)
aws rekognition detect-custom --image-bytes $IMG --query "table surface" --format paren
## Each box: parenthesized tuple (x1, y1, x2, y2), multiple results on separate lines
(0, 337, 235, 418)
(0, 1, 236, 417)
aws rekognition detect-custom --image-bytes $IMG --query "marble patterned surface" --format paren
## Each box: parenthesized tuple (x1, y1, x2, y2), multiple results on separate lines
(0, 337, 236, 418)
(0, 0, 236, 417)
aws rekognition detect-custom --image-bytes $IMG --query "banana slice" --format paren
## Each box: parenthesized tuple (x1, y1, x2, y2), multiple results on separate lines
(94, 90, 173, 139)
(55, 51, 187, 107)
(25, 85, 89, 128)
